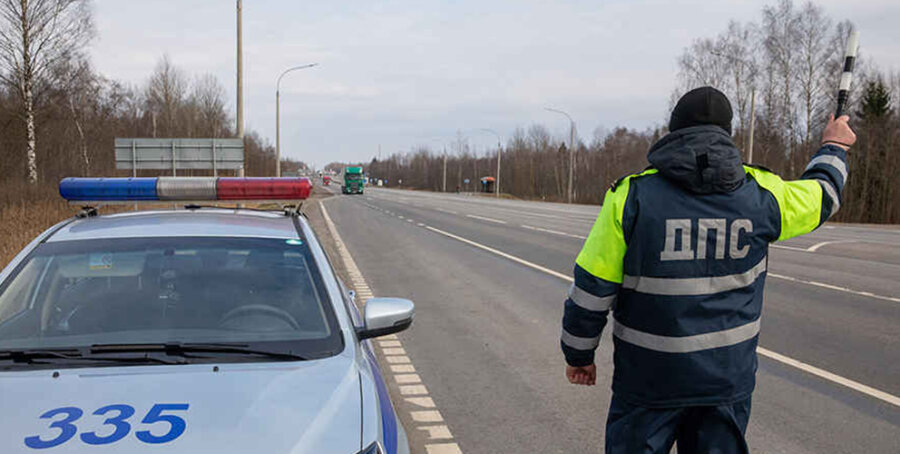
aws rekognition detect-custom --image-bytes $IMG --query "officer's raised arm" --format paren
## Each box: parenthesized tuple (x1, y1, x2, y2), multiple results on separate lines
(744, 114, 856, 242)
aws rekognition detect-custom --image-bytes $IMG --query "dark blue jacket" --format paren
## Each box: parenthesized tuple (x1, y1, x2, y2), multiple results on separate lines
(561, 125, 847, 407)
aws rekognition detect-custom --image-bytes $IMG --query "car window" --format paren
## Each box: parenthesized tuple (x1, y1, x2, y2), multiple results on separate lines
(0, 237, 342, 356)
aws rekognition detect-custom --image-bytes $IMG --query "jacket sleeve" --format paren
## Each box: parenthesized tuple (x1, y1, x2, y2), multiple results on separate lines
(745, 144, 848, 241)
(561, 183, 629, 367)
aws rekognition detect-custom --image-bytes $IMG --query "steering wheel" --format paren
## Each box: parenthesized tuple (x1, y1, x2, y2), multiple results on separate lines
(218, 304, 301, 331)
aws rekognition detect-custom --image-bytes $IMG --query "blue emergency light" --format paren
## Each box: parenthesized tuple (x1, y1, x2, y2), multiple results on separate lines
(59, 177, 312, 202)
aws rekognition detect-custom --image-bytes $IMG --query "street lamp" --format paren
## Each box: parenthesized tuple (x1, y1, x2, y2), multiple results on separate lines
(276, 63, 318, 176)
(478, 128, 502, 198)
(545, 107, 576, 203)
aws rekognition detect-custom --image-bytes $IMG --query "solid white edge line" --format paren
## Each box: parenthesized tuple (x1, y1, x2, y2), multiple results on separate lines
(422, 223, 900, 408)
(768, 273, 900, 304)
(757, 347, 900, 407)
(425, 226, 572, 282)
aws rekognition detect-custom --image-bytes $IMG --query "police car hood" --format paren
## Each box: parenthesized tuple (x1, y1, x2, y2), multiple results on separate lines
(0, 355, 362, 454)
(648, 125, 744, 194)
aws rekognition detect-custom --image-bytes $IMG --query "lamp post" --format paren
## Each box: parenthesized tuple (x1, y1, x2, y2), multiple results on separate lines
(276, 63, 318, 176)
(545, 107, 576, 203)
(478, 128, 502, 198)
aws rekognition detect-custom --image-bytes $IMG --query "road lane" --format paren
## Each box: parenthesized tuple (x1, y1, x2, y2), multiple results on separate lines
(323, 187, 899, 453)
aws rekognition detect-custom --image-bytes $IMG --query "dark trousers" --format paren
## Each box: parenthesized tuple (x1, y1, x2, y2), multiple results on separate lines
(605, 394, 752, 454)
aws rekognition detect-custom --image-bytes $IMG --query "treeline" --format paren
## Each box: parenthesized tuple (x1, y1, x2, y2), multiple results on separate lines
(0, 1, 304, 198)
(333, 0, 900, 223)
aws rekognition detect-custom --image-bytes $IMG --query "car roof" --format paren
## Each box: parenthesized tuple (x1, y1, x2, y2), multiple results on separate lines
(47, 208, 302, 242)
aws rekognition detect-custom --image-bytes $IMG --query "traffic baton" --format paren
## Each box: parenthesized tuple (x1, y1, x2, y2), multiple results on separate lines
(835, 30, 860, 117)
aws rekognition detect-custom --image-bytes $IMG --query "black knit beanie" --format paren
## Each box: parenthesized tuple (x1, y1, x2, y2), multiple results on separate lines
(669, 87, 733, 135)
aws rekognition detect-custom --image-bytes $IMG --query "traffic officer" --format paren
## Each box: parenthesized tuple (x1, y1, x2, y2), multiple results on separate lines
(560, 86, 856, 453)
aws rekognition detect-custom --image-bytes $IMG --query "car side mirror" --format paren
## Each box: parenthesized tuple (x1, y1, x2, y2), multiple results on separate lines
(357, 298, 414, 340)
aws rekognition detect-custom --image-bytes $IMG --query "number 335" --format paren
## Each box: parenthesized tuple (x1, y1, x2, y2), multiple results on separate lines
(24, 403, 189, 449)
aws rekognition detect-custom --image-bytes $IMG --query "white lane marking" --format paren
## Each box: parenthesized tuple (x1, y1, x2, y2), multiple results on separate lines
(770, 244, 809, 252)
(425, 443, 464, 454)
(425, 226, 572, 282)
(321, 200, 464, 452)
(757, 347, 900, 407)
(436, 208, 459, 215)
(418, 223, 426, 227)
(422, 223, 900, 408)
(465, 214, 507, 224)
(807, 239, 856, 252)
(768, 273, 900, 303)
(411, 410, 444, 423)
(418, 425, 454, 440)
(399, 385, 429, 395)
(395, 374, 422, 384)
(386, 355, 411, 364)
(520, 224, 587, 239)
(405, 397, 435, 408)
(391, 364, 417, 373)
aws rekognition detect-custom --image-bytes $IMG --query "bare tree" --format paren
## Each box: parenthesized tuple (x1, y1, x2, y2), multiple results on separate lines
(794, 1, 833, 149)
(144, 55, 187, 137)
(0, 0, 93, 182)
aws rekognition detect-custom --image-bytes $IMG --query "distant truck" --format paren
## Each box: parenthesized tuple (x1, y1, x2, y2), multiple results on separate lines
(323, 175, 331, 186)
(343, 167, 364, 194)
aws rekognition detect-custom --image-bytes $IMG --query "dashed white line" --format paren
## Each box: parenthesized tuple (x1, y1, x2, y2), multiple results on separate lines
(320, 201, 464, 453)
(421, 223, 900, 408)
(520, 224, 587, 239)
(465, 214, 507, 224)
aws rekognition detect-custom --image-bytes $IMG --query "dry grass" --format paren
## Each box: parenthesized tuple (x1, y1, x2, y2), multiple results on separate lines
(0, 182, 73, 269)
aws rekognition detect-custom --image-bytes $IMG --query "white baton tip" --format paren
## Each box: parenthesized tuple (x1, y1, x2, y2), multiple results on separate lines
(845, 30, 860, 57)
(839, 72, 853, 90)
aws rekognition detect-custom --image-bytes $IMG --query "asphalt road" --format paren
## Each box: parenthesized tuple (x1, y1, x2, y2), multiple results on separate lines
(321, 186, 900, 454)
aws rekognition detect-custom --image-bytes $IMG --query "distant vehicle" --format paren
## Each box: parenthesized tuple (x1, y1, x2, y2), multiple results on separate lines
(323, 175, 331, 186)
(343, 167, 364, 195)
(0, 177, 413, 454)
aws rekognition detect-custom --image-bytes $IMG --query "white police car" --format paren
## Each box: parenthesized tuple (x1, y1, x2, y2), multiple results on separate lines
(0, 177, 411, 454)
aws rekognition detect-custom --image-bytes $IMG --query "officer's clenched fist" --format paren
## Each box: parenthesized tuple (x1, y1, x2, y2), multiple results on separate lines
(566, 364, 597, 386)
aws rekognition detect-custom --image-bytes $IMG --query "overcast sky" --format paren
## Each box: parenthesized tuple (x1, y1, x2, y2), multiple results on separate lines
(89, 0, 899, 168)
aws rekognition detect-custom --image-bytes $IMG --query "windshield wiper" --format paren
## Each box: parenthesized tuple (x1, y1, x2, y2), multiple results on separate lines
(90, 343, 307, 361)
(0, 348, 183, 365)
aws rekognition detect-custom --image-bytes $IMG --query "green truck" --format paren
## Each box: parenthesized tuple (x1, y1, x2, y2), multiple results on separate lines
(342, 167, 364, 194)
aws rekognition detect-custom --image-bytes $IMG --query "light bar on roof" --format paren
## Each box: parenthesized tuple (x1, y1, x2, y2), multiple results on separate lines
(59, 177, 312, 202)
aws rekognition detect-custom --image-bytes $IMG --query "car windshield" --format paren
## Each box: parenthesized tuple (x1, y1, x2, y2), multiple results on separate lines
(0, 236, 342, 358)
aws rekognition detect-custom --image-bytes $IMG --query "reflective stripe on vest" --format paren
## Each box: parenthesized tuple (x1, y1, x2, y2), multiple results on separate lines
(613, 317, 760, 353)
(806, 155, 848, 184)
(568, 284, 616, 312)
(561, 327, 601, 351)
(621, 255, 766, 296)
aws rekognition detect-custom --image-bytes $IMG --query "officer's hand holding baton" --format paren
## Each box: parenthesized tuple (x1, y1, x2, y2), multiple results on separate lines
(822, 115, 857, 151)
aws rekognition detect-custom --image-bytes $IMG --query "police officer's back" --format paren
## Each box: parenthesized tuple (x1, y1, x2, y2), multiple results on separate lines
(560, 87, 855, 453)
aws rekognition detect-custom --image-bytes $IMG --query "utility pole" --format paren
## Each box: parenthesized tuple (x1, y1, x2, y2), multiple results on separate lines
(442, 147, 447, 192)
(478, 128, 502, 198)
(747, 88, 756, 164)
(236, 0, 244, 177)
(545, 108, 576, 203)
(276, 63, 318, 176)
